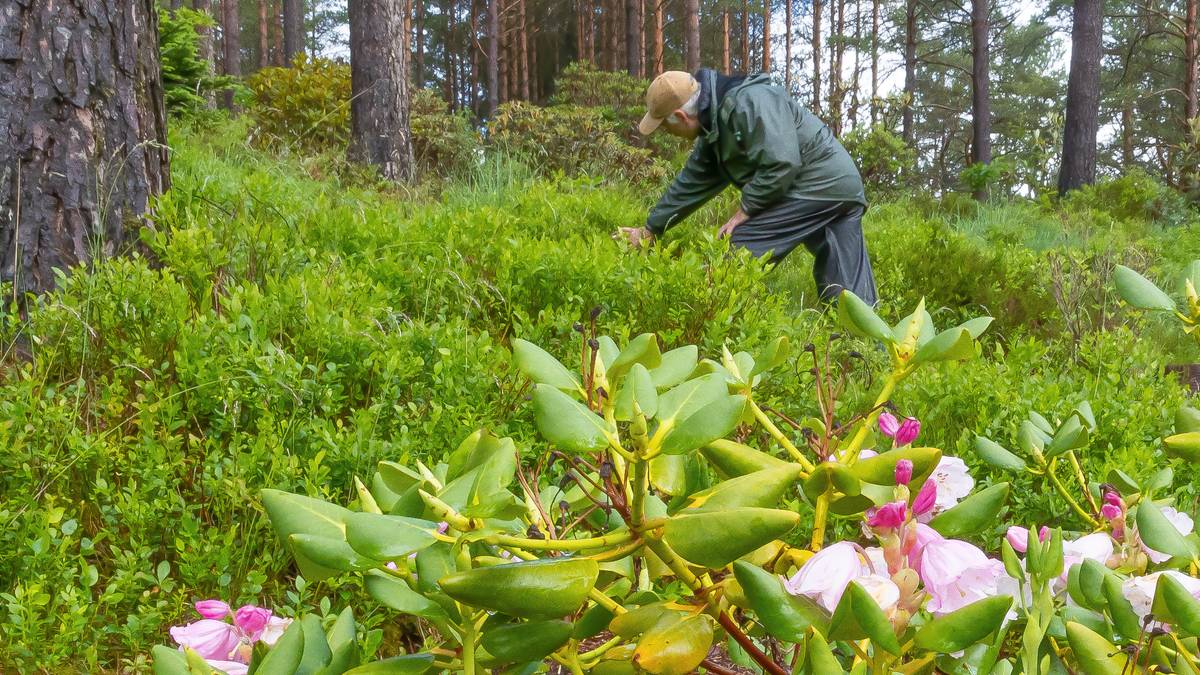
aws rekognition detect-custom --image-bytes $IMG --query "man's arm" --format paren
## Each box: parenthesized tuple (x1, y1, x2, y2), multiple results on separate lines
(734, 91, 803, 217)
(645, 142, 730, 236)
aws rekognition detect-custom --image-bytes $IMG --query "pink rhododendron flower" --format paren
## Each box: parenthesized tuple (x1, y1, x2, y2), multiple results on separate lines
(868, 501, 907, 529)
(1122, 571, 1200, 624)
(911, 480, 937, 517)
(1006, 526, 1030, 553)
(878, 412, 900, 439)
(929, 457, 974, 512)
(259, 617, 291, 646)
(918, 538, 1007, 615)
(894, 418, 920, 446)
(194, 600, 231, 620)
(1061, 533, 1114, 582)
(170, 620, 242, 662)
(1140, 507, 1194, 564)
(894, 459, 913, 486)
(1100, 503, 1122, 520)
(904, 523, 944, 571)
(234, 605, 271, 638)
(171, 602, 292, 671)
(855, 574, 902, 616)
(785, 542, 870, 612)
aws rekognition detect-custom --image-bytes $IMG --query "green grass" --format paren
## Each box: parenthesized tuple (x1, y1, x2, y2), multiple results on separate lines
(0, 119, 1196, 671)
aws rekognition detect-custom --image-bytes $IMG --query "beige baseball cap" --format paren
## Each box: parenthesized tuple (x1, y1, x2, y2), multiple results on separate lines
(638, 71, 701, 135)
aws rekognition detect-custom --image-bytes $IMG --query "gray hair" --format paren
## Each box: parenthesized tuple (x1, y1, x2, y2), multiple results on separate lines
(672, 82, 701, 123)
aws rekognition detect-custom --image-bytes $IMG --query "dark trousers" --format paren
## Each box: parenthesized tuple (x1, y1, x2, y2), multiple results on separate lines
(730, 198, 878, 305)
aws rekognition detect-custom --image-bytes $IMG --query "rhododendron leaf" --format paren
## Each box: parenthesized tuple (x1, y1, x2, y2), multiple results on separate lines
(511, 338, 581, 391)
(649, 454, 688, 495)
(829, 493, 878, 516)
(891, 303, 933, 346)
(1028, 411, 1055, 437)
(1114, 264, 1176, 311)
(257, 618, 305, 673)
(596, 336, 620, 369)
(1065, 621, 1134, 675)
(659, 394, 747, 455)
(1136, 500, 1197, 560)
(1101, 574, 1141, 640)
(609, 602, 681, 639)
(828, 580, 901, 654)
(614, 363, 658, 421)
(1073, 400, 1097, 431)
(1046, 415, 1087, 458)
(608, 333, 661, 382)
(1152, 573, 1200, 637)
(323, 606, 360, 674)
(929, 482, 1011, 537)
(837, 290, 893, 343)
(802, 629, 845, 674)
(912, 326, 975, 364)
(663, 507, 800, 568)
(656, 374, 728, 426)
(750, 336, 791, 377)
(1164, 431, 1200, 463)
(1177, 406, 1200, 434)
(343, 654, 435, 674)
(290, 534, 380, 573)
(1061, 606, 1109, 638)
(1037, 527, 1064, 582)
(299, 614, 333, 673)
(438, 557, 599, 619)
(913, 595, 1012, 653)
(445, 430, 515, 483)
(959, 316, 994, 339)
(685, 465, 804, 510)
(261, 491, 351, 579)
(480, 619, 573, 663)
(852, 447, 941, 488)
(650, 345, 699, 389)
(732, 561, 830, 641)
(574, 603, 616, 640)
(1017, 421, 1046, 456)
(973, 436, 1027, 471)
(364, 570, 446, 619)
(700, 439, 790, 478)
(1146, 467, 1175, 495)
(345, 512, 438, 561)
(1002, 538, 1023, 580)
(532, 384, 613, 453)
(150, 645, 191, 675)
(1105, 468, 1140, 494)
(632, 613, 714, 675)
(1076, 559, 1112, 611)
(415, 542, 456, 593)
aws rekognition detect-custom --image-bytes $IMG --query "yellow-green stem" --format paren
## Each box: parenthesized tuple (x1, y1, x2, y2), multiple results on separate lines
(460, 612, 477, 675)
(1045, 459, 1099, 527)
(810, 491, 831, 550)
(841, 370, 902, 464)
(750, 401, 816, 472)
(489, 529, 635, 551)
(578, 635, 624, 664)
(630, 458, 648, 528)
(1066, 450, 1098, 514)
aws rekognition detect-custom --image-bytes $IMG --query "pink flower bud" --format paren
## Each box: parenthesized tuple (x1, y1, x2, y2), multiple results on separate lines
(1006, 526, 1029, 553)
(1038, 526, 1051, 542)
(894, 418, 921, 446)
(437, 521, 449, 534)
(194, 599, 231, 620)
(878, 411, 900, 438)
(868, 501, 908, 529)
(1100, 503, 1122, 520)
(894, 459, 914, 486)
(912, 480, 937, 516)
(234, 605, 272, 637)
(1102, 488, 1122, 507)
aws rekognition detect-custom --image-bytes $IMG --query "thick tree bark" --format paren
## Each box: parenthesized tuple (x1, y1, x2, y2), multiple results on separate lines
(684, 0, 700, 72)
(221, 0, 240, 109)
(626, 0, 643, 76)
(488, 0, 500, 110)
(0, 0, 169, 295)
(1186, 0, 1198, 121)
(258, 0, 270, 69)
(871, 0, 879, 123)
(902, 0, 916, 142)
(1057, 0, 1102, 195)
(812, 0, 822, 111)
(785, 0, 792, 87)
(283, 0, 303, 62)
(349, 0, 414, 182)
(970, 0, 991, 199)
(762, 0, 771, 72)
(585, 0, 595, 63)
(654, 0, 665, 74)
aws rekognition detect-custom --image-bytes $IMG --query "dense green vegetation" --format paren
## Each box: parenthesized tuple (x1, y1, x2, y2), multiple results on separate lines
(1, 111, 1197, 670)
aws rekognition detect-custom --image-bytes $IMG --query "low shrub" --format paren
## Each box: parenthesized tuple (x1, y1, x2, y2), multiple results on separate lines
(841, 125, 916, 197)
(409, 89, 480, 179)
(158, 7, 233, 118)
(246, 55, 353, 151)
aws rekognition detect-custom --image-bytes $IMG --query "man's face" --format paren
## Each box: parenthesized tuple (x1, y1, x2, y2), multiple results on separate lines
(661, 110, 701, 140)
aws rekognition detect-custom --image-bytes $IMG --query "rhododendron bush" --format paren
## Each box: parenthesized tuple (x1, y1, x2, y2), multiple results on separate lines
(152, 291, 1200, 674)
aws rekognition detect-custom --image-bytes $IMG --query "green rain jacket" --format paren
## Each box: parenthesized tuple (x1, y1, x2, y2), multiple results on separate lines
(645, 70, 866, 236)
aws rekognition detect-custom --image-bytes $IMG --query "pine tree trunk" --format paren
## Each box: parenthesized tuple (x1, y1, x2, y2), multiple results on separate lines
(970, 0, 992, 199)
(1186, 0, 1198, 121)
(654, 0, 665, 74)
(762, 0, 771, 72)
(850, 0, 861, 129)
(470, 0, 481, 115)
(785, 0, 793, 87)
(488, 0, 500, 112)
(626, 0, 643, 76)
(518, 0, 530, 99)
(271, 0, 284, 65)
(403, 0, 413, 81)
(349, 0, 414, 182)
(444, 0, 457, 107)
(414, 0, 425, 88)
(812, 0, 822, 111)
(283, 0, 303, 62)
(1057, 0, 1102, 195)
(902, 0, 915, 143)
(684, 0, 700, 72)
(585, 0, 595, 63)
(1122, 99, 1135, 165)
(828, 0, 841, 133)
(0, 0, 170, 295)
(741, 2, 750, 71)
(871, 0, 879, 123)
(194, 0, 215, 70)
(258, 0, 270, 69)
(723, 10, 731, 72)
(221, 0, 240, 109)
(577, 0, 587, 62)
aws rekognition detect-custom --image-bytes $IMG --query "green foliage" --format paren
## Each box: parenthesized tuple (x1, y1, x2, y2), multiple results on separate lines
(158, 8, 232, 117)
(840, 125, 916, 196)
(409, 89, 480, 179)
(247, 55, 353, 151)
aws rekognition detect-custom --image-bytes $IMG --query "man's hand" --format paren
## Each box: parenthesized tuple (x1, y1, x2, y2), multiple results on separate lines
(718, 208, 750, 239)
(615, 226, 656, 249)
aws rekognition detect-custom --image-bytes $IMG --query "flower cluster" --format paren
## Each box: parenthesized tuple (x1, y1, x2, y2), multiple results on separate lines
(169, 600, 291, 675)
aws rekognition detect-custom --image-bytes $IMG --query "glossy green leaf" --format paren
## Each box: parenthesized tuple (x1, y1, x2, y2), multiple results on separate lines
(1077, 559, 1112, 611)
(298, 614, 333, 674)
(828, 580, 901, 654)
(480, 619, 573, 663)
(609, 602, 680, 639)
(913, 596, 1012, 652)
(802, 630, 845, 674)
(256, 618, 305, 673)
(289, 534, 379, 573)
(659, 394, 747, 455)
(685, 465, 803, 510)
(1106, 468, 1140, 494)
(321, 607, 359, 675)
(750, 336, 791, 377)
(973, 436, 1027, 471)
(614, 363, 658, 421)
(1074, 400, 1097, 431)
(261, 489, 352, 581)
(1164, 431, 1200, 463)
(343, 654, 434, 674)
(732, 561, 830, 641)
(608, 333, 662, 382)
(532, 384, 613, 453)
(1152, 573, 1200, 637)
(1046, 415, 1087, 458)
(837, 290, 893, 343)
(1177, 406, 1200, 434)
(1064, 621, 1135, 675)
(1114, 264, 1176, 311)
(1136, 500, 1196, 560)
(1101, 574, 1141, 641)
(574, 603, 615, 639)
(1017, 421, 1046, 456)
(655, 373, 728, 426)
(912, 326, 975, 364)
(663, 507, 800, 568)
(700, 439, 790, 478)
(929, 483, 1011, 538)
(632, 614, 714, 675)
(960, 316, 995, 339)
(363, 570, 446, 619)
(345, 512, 438, 561)
(650, 346, 699, 389)
(438, 557, 599, 619)
(649, 454, 688, 495)
(803, 462, 862, 501)
(151, 646, 192, 675)
(511, 338, 580, 391)
(851, 446, 942, 487)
